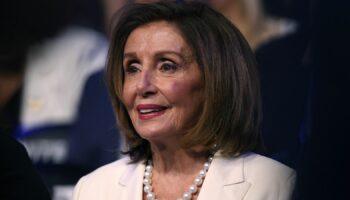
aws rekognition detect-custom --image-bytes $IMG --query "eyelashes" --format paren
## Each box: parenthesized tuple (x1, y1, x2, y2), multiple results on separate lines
(123, 58, 182, 75)
(124, 60, 140, 75)
(159, 61, 180, 73)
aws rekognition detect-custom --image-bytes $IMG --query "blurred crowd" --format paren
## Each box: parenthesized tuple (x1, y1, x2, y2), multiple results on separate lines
(1, 0, 349, 199)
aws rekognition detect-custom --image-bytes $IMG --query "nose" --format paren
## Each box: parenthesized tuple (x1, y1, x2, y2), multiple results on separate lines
(136, 70, 157, 97)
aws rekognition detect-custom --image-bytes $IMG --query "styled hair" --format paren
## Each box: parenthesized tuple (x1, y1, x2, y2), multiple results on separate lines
(106, 1, 262, 162)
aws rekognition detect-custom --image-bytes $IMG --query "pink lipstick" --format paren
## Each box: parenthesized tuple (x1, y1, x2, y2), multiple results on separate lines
(136, 104, 167, 120)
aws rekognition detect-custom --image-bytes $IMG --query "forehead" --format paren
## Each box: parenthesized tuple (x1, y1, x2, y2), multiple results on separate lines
(124, 21, 192, 55)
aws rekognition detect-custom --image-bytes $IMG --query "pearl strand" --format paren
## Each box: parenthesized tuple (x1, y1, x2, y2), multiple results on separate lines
(143, 155, 214, 200)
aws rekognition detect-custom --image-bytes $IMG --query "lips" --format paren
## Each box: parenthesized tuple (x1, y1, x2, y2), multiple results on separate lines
(136, 104, 168, 120)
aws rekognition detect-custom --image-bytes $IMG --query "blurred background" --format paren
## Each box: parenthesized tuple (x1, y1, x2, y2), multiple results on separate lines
(0, 0, 349, 199)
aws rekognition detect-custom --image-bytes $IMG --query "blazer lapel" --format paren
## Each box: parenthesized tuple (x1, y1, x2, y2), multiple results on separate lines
(198, 153, 251, 200)
(119, 161, 145, 200)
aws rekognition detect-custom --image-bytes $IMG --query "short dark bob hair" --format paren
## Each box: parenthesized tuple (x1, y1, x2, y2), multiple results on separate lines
(107, 1, 262, 162)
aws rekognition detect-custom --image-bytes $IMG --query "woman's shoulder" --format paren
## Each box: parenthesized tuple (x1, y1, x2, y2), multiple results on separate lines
(80, 156, 132, 182)
(239, 152, 296, 197)
(215, 152, 295, 185)
(221, 152, 296, 199)
(242, 152, 293, 168)
(72, 157, 138, 200)
(214, 152, 295, 182)
(241, 152, 295, 178)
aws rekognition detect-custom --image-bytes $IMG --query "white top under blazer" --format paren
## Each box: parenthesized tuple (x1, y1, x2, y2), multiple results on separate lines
(73, 152, 295, 200)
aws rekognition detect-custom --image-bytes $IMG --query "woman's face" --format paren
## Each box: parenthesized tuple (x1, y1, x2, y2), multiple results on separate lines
(122, 21, 204, 143)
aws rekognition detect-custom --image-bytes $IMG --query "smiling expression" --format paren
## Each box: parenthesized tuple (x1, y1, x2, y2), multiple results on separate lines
(122, 21, 204, 143)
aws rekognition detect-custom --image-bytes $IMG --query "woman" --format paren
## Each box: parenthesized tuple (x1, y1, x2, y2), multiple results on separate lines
(73, 2, 295, 200)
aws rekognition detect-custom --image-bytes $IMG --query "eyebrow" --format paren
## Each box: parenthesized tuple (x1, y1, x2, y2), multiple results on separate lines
(123, 52, 137, 60)
(154, 51, 185, 60)
(123, 50, 190, 61)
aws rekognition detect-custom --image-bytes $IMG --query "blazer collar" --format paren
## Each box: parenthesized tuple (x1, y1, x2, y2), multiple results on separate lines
(118, 160, 145, 200)
(211, 152, 245, 185)
(197, 152, 251, 200)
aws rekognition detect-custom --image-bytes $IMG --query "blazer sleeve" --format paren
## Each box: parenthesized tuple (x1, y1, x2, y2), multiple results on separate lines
(279, 170, 296, 200)
(72, 176, 86, 200)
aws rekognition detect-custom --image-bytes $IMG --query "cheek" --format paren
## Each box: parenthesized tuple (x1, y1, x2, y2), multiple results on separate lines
(165, 79, 203, 106)
(121, 83, 135, 109)
(167, 80, 204, 129)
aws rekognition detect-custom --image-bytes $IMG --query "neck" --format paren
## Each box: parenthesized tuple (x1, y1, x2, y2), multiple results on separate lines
(149, 142, 209, 174)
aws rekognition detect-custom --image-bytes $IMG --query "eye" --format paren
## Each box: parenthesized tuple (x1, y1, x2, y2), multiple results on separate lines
(124, 61, 140, 75)
(159, 61, 179, 73)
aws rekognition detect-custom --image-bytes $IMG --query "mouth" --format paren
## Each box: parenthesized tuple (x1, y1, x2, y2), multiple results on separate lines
(136, 104, 168, 120)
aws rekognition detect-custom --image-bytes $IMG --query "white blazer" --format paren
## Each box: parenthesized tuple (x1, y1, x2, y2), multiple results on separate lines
(73, 152, 295, 200)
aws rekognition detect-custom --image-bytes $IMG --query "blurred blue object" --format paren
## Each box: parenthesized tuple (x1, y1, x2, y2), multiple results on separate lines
(67, 70, 121, 171)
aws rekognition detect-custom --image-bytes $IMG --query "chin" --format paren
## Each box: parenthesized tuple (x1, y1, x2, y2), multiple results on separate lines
(137, 129, 167, 139)
(137, 128, 178, 142)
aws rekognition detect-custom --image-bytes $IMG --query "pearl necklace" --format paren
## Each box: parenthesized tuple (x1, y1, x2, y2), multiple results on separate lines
(143, 155, 214, 200)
